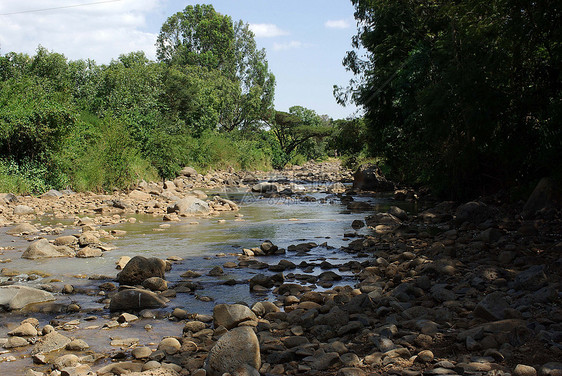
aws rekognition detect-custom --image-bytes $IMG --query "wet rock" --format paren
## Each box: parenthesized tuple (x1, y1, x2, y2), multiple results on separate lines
(474, 291, 511, 321)
(117, 313, 139, 323)
(208, 266, 224, 276)
(169, 197, 210, 215)
(213, 304, 257, 330)
(158, 337, 181, 355)
(8, 322, 37, 336)
(389, 206, 408, 221)
(54, 354, 80, 370)
(184, 321, 207, 333)
(260, 240, 279, 255)
(143, 277, 168, 291)
(251, 182, 278, 193)
(32, 331, 72, 354)
(351, 220, 365, 229)
(132, 346, 153, 359)
(353, 164, 395, 191)
(76, 246, 102, 258)
(6, 223, 39, 235)
(205, 326, 260, 376)
(66, 339, 89, 351)
(4, 336, 29, 348)
(514, 364, 538, 376)
(22, 239, 75, 259)
(109, 288, 168, 311)
(0, 285, 56, 310)
(117, 256, 167, 285)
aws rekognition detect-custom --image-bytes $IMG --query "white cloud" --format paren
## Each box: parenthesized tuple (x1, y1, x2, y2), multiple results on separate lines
(273, 41, 304, 52)
(249, 23, 288, 38)
(325, 19, 351, 29)
(0, 0, 160, 63)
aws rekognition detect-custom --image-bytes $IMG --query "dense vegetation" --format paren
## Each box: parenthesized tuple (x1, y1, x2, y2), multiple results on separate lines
(339, 0, 562, 198)
(0, 4, 353, 194)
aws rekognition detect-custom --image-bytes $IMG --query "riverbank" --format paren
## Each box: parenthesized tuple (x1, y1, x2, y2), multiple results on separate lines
(0, 162, 561, 376)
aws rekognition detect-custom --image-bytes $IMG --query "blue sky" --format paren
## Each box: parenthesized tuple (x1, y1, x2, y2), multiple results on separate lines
(0, 0, 360, 119)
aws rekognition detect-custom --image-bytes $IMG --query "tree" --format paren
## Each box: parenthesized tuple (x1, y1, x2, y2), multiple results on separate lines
(268, 106, 332, 162)
(342, 0, 562, 197)
(156, 4, 275, 132)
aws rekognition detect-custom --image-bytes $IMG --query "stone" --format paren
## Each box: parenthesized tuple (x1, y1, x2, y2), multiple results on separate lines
(522, 177, 560, 219)
(6, 223, 39, 235)
(22, 239, 74, 259)
(129, 190, 152, 201)
(338, 368, 368, 376)
(116, 256, 167, 285)
(109, 288, 168, 311)
(76, 247, 103, 258)
(208, 266, 224, 276)
(213, 304, 257, 330)
(310, 352, 341, 371)
(78, 231, 99, 246)
(180, 166, 198, 177)
(13, 205, 35, 215)
(169, 197, 210, 215)
(4, 336, 29, 348)
(514, 364, 537, 376)
(0, 285, 55, 310)
(143, 277, 168, 291)
(132, 346, 153, 359)
(184, 321, 207, 333)
(455, 201, 495, 224)
(353, 164, 394, 191)
(511, 265, 548, 291)
(117, 313, 139, 323)
(60, 365, 92, 376)
(158, 337, 181, 355)
(205, 326, 260, 376)
(389, 206, 408, 221)
(540, 363, 562, 376)
(416, 350, 434, 363)
(8, 322, 37, 336)
(54, 354, 80, 370)
(251, 182, 278, 193)
(32, 331, 72, 354)
(66, 339, 89, 351)
(116, 256, 131, 270)
(474, 291, 510, 321)
(54, 235, 78, 246)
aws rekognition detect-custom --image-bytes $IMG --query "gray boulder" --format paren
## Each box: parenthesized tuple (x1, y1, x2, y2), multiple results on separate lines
(0, 286, 55, 310)
(168, 196, 210, 215)
(109, 288, 168, 311)
(213, 303, 257, 330)
(116, 256, 167, 285)
(251, 182, 278, 193)
(205, 326, 261, 376)
(352, 164, 394, 191)
(22, 239, 74, 259)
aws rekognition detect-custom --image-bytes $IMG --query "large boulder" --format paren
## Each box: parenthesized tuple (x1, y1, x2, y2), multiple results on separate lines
(213, 303, 257, 330)
(352, 164, 394, 192)
(21, 239, 75, 259)
(251, 182, 278, 193)
(168, 196, 210, 215)
(31, 331, 72, 355)
(0, 285, 56, 310)
(455, 201, 497, 225)
(117, 256, 167, 285)
(522, 177, 561, 219)
(205, 326, 261, 376)
(6, 223, 39, 235)
(109, 288, 168, 312)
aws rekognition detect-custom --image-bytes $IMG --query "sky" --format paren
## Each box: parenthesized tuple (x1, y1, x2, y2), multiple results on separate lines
(0, 0, 361, 119)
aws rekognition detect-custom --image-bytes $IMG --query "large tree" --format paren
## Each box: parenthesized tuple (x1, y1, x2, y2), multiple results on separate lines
(156, 4, 275, 132)
(342, 0, 562, 197)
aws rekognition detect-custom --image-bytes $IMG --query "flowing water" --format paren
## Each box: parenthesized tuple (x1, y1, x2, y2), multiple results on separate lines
(0, 188, 416, 374)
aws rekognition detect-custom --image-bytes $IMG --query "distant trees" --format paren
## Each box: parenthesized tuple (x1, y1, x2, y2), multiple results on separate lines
(341, 0, 562, 197)
(156, 4, 275, 132)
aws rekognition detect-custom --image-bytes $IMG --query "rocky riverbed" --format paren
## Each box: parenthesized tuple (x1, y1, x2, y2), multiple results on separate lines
(0, 162, 561, 376)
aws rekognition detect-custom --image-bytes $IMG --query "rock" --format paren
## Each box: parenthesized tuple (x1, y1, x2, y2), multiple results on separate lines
(117, 256, 167, 285)
(41, 189, 63, 199)
(13, 205, 35, 215)
(129, 189, 152, 201)
(22, 239, 75, 259)
(4, 336, 29, 348)
(76, 247, 102, 258)
(251, 182, 278, 193)
(249, 274, 274, 290)
(116, 256, 131, 270)
(353, 164, 394, 191)
(351, 220, 365, 229)
(184, 321, 207, 333)
(169, 197, 210, 215)
(6, 223, 39, 235)
(205, 326, 260, 376)
(474, 291, 510, 321)
(208, 266, 224, 276)
(540, 363, 562, 376)
(158, 337, 181, 355)
(514, 364, 537, 376)
(8, 322, 37, 336)
(32, 331, 72, 354)
(109, 288, 168, 311)
(132, 346, 153, 359)
(180, 166, 198, 177)
(54, 235, 78, 246)
(260, 240, 278, 255)
(143, 277, 168, 291)
(310, 352, 341, 371)
(66, 339, 89, 351)
(338, 368, 367, 376)
(60, 365, 92, 376)
(416, 350, 434, 363)
(522, 177, 560, 219)
(389, 206, 408, 221)
(455, 201, 495, 224)
(117, 313, 139, 323)
(54, 354, 80, 370)
(172, 308, 188, 320)
(511, 265, 548, 291)
(213, 304, 257, 330)
(0, 285, 56, 310)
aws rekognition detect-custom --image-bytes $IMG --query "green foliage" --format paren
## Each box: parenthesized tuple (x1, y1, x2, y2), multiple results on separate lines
(343, 0, 562, 198)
